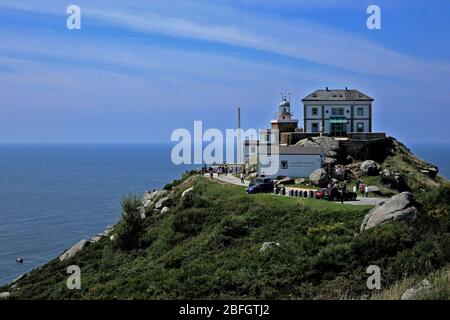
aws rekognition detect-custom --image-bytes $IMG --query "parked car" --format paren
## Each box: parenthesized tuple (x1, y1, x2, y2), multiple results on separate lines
(315, 187, 357, 201)
(246, 178, 274, 194)
(315, 188, 328, 199)
(326, 187, 357, 201)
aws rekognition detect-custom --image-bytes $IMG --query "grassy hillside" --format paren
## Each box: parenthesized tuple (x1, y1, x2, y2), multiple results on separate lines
(2, 174, 450, 300)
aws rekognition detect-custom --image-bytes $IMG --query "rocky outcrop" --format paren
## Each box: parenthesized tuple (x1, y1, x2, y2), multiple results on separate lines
(296, 136, 339, 163)
(360, 160, 380, 176)
(309, 169, 331, 187)
(90, 226, 113, 243)
(59, 239, 89, 262)
(259, 242, 280, 252)
(360, 192, 418, 231)
(181, 187, 194, 197)
(143, 190, 169, 209)
(420, 166, 438, 179)
(401, 280, 432, 300)
(155, 197, 170, 210)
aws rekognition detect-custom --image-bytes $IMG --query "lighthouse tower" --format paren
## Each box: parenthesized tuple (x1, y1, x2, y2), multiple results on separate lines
(270, 92, 299, 133)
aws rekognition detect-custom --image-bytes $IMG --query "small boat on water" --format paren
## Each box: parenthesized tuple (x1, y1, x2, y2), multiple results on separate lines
(16, 257, 24, 263)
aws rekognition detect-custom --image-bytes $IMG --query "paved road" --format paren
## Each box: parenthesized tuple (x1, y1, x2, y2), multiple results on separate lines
(345, 197, 385, 206)
(206, 173, 249, 187)
(209, 174, 385, 206)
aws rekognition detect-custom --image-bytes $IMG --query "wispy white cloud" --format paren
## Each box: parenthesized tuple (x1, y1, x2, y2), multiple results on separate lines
(1, 0, 449, 82)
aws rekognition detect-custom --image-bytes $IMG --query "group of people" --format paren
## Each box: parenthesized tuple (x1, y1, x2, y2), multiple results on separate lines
(354, 178, 370, 197)
(196, 164, 245, 182)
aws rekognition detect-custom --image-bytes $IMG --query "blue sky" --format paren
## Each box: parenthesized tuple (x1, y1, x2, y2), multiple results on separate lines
(0, 0, 449, 144)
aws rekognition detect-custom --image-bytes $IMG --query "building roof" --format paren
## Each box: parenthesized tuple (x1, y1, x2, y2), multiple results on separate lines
(302, 89, 373, 102)
(277, 145, 323, 155)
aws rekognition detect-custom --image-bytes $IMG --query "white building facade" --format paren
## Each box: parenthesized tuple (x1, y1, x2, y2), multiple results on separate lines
(302, 88, 373, 136)
(258, 145, 323, 178)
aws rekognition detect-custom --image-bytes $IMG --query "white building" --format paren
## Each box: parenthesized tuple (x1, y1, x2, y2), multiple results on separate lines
(258, 145, 324, 178)
(302, 88, 373, 136)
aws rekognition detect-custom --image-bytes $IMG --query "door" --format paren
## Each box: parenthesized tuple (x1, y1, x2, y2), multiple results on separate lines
(330, 123, 347, 137)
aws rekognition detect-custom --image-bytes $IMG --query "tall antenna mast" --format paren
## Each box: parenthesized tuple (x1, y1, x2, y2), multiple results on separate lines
(279, 91, 293, 102)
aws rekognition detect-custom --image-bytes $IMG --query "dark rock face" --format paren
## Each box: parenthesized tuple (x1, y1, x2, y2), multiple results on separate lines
(360, 192, 418, 231)
(381, 173, 411, 192)
(340, 137, 394, 162)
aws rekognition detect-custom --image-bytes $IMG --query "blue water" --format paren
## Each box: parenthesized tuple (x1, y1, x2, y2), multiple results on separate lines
(0, 144, 194, 286)
(410, 144, 450, 179)
(0, 143, 448, 286)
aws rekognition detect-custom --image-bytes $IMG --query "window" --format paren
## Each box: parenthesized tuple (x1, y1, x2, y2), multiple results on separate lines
(331, 108, 344, 116)
(357, 123, 364, 133)
(311, 123, 319, 133)
(357, 107, 364, 116)
(281, 161, 288, 169)
(312, 107, 318, 116)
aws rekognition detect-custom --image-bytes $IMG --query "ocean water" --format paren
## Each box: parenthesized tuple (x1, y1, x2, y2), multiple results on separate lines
(410, 144, 450, 180)
(0, 144, 193, 286)
(0, 143, 448, 286)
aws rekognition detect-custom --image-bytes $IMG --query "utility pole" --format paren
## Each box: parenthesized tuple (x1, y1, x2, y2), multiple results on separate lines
(237, 107, 242, 164)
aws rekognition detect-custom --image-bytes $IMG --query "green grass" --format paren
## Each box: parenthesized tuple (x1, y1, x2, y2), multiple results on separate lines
(3, 177, 450, 300)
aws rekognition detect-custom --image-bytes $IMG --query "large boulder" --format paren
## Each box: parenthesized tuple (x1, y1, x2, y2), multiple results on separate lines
(309, 169, 331, 187)
(360, 192, 418, 231)
(155, 197, 170, 210)
(360, 160, 380, 176)
(401, 280, 432, 300)
(59, 239, 89, 262)
(160, 207, 170, 214)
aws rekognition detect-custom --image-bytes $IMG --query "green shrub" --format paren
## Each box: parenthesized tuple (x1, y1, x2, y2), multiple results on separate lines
(115, 194, 144, 251)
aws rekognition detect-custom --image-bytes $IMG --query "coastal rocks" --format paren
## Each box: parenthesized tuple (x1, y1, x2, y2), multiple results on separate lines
(360, 160, 380, 176)
(181, 187, 194, 197)
(59, 239, 89, 262)
(309, 169, 331, 188)
(259, 242, 280, 252)
(160, 207, 170, 214)
(360, 192, 418, 231)
(90, 226, 113, 243)
(420, 166, 438, 179)
(143, 190, 169, 209)
(401, 279, 432, 300)
(155, 197, 170, 210)
(0, 292, 10, 300)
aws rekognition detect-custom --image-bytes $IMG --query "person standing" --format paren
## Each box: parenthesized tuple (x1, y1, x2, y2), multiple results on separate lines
(240, 172, 245, 184)
(365, 185, 369, 197)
